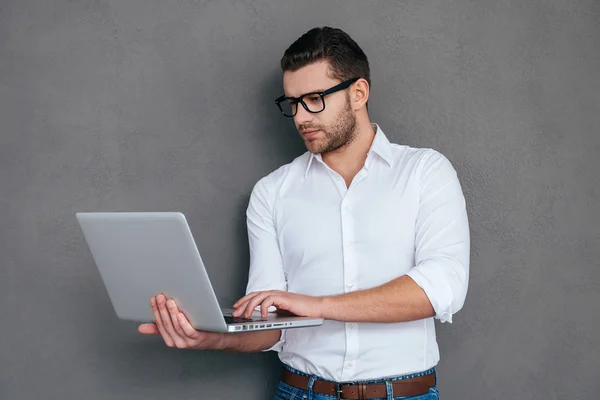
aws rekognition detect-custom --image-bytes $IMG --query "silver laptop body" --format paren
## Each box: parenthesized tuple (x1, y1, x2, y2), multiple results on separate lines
(76, 212, 323, 333)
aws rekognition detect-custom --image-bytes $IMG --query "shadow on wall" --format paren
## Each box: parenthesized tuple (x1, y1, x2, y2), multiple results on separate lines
(254, 66, 308, 167)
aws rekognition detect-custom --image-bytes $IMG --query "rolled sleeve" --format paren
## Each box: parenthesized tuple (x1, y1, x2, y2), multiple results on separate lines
(261, 329, 286, 352)
(406, 150, 470, 323)
(245, 174, 288, 351)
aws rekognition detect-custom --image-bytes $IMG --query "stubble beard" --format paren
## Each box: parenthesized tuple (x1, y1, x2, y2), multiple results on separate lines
(301, 96, 358, 154)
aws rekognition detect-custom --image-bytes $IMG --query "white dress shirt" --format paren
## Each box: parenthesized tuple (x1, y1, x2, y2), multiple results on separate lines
(245, 123, 470, 381)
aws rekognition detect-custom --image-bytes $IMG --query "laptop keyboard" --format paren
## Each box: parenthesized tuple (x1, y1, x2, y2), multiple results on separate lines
(223, 315, 255, 324)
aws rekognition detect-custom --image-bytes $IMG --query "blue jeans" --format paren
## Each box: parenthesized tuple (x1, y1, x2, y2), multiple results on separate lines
(274, 364, 439, 400)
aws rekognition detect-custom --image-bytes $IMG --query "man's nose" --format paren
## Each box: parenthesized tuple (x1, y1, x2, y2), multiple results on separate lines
(294, 103, 314, 125)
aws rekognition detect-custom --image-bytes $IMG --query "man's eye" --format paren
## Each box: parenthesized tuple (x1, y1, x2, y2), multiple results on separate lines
(307, 96, 321, 103)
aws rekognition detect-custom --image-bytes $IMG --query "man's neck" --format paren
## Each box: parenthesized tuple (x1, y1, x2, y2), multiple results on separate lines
(322, 119, 376, 187)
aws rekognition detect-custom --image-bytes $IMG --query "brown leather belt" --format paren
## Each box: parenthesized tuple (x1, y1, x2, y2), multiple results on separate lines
(281, 368, 435, 399)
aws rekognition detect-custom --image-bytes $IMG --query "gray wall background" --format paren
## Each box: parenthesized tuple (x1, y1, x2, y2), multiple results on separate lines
(1, 0, 599, 399)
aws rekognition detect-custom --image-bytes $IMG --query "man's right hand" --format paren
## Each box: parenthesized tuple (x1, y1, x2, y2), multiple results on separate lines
(138, 293, 225, 350)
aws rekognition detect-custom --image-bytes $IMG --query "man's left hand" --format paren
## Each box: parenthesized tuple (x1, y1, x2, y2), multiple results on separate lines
(232, 291, 326, 319)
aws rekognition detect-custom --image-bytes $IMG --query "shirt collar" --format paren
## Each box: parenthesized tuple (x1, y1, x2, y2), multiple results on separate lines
(304, 123, 394, 178)
(367, 123, 394, 168)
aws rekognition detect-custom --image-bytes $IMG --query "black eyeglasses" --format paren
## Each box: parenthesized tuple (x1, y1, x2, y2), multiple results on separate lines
(274, 77, 360, 117)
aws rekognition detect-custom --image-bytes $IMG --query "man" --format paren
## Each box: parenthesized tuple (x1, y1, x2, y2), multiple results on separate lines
(139, 26, 469, 400)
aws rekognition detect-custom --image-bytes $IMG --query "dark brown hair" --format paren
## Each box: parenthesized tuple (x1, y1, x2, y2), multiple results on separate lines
(280, 27, 371, 87)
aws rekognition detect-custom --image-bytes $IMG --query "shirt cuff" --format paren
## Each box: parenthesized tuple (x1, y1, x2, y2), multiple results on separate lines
(254, 305, 285, 352)
(406, 268, 454, 323)
(262, 328, 286, 352)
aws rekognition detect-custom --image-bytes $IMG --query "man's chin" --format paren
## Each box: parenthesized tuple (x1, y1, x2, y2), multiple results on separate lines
(303, 139, 323, 154)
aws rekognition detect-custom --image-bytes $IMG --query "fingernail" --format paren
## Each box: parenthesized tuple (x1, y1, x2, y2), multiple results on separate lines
(167, 299, 175, 307)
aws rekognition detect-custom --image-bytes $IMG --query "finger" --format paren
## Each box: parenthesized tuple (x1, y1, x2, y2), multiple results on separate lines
(151, 296, 174, 347)
(176, 312, 200, 339)
(232, 292, 261, 315)
(259, 297, 277, 319)
(177, 313, 215, 349)
(232, 300, 250, 317)
(157, 294, 187, 348)
(237, 299, 259, 318)
(233, 292, 257, 308)
(166, 299, 187, 338)
(157, 294, 178, 337)
(138, 323, 160, 335)
(244, 293, 270, 318)
(233, 290, 279, 309)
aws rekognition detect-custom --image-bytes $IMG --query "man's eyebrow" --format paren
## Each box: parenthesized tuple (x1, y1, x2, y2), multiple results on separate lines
(287, 88, 326, 98)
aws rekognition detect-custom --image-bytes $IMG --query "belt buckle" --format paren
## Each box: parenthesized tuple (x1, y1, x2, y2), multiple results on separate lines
(336, 382, 344, 400)
(335, 382, 355, 400)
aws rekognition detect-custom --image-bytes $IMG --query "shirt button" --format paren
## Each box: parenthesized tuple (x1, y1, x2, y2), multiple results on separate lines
(347, 362, 353, 367)
(348, 324, 354, 329)
(348, 284, 354, 289)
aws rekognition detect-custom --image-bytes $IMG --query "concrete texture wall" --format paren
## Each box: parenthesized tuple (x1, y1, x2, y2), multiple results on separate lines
(1, 0, 598, 398)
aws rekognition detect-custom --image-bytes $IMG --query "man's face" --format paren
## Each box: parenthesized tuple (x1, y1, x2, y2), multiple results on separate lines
(282, 61, 357, 154)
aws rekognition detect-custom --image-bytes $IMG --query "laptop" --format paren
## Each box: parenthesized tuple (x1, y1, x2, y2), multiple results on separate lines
(76, 212, 323, 333)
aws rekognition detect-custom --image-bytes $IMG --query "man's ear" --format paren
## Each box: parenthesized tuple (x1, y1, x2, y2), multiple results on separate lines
(351, 78, 370, 110)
